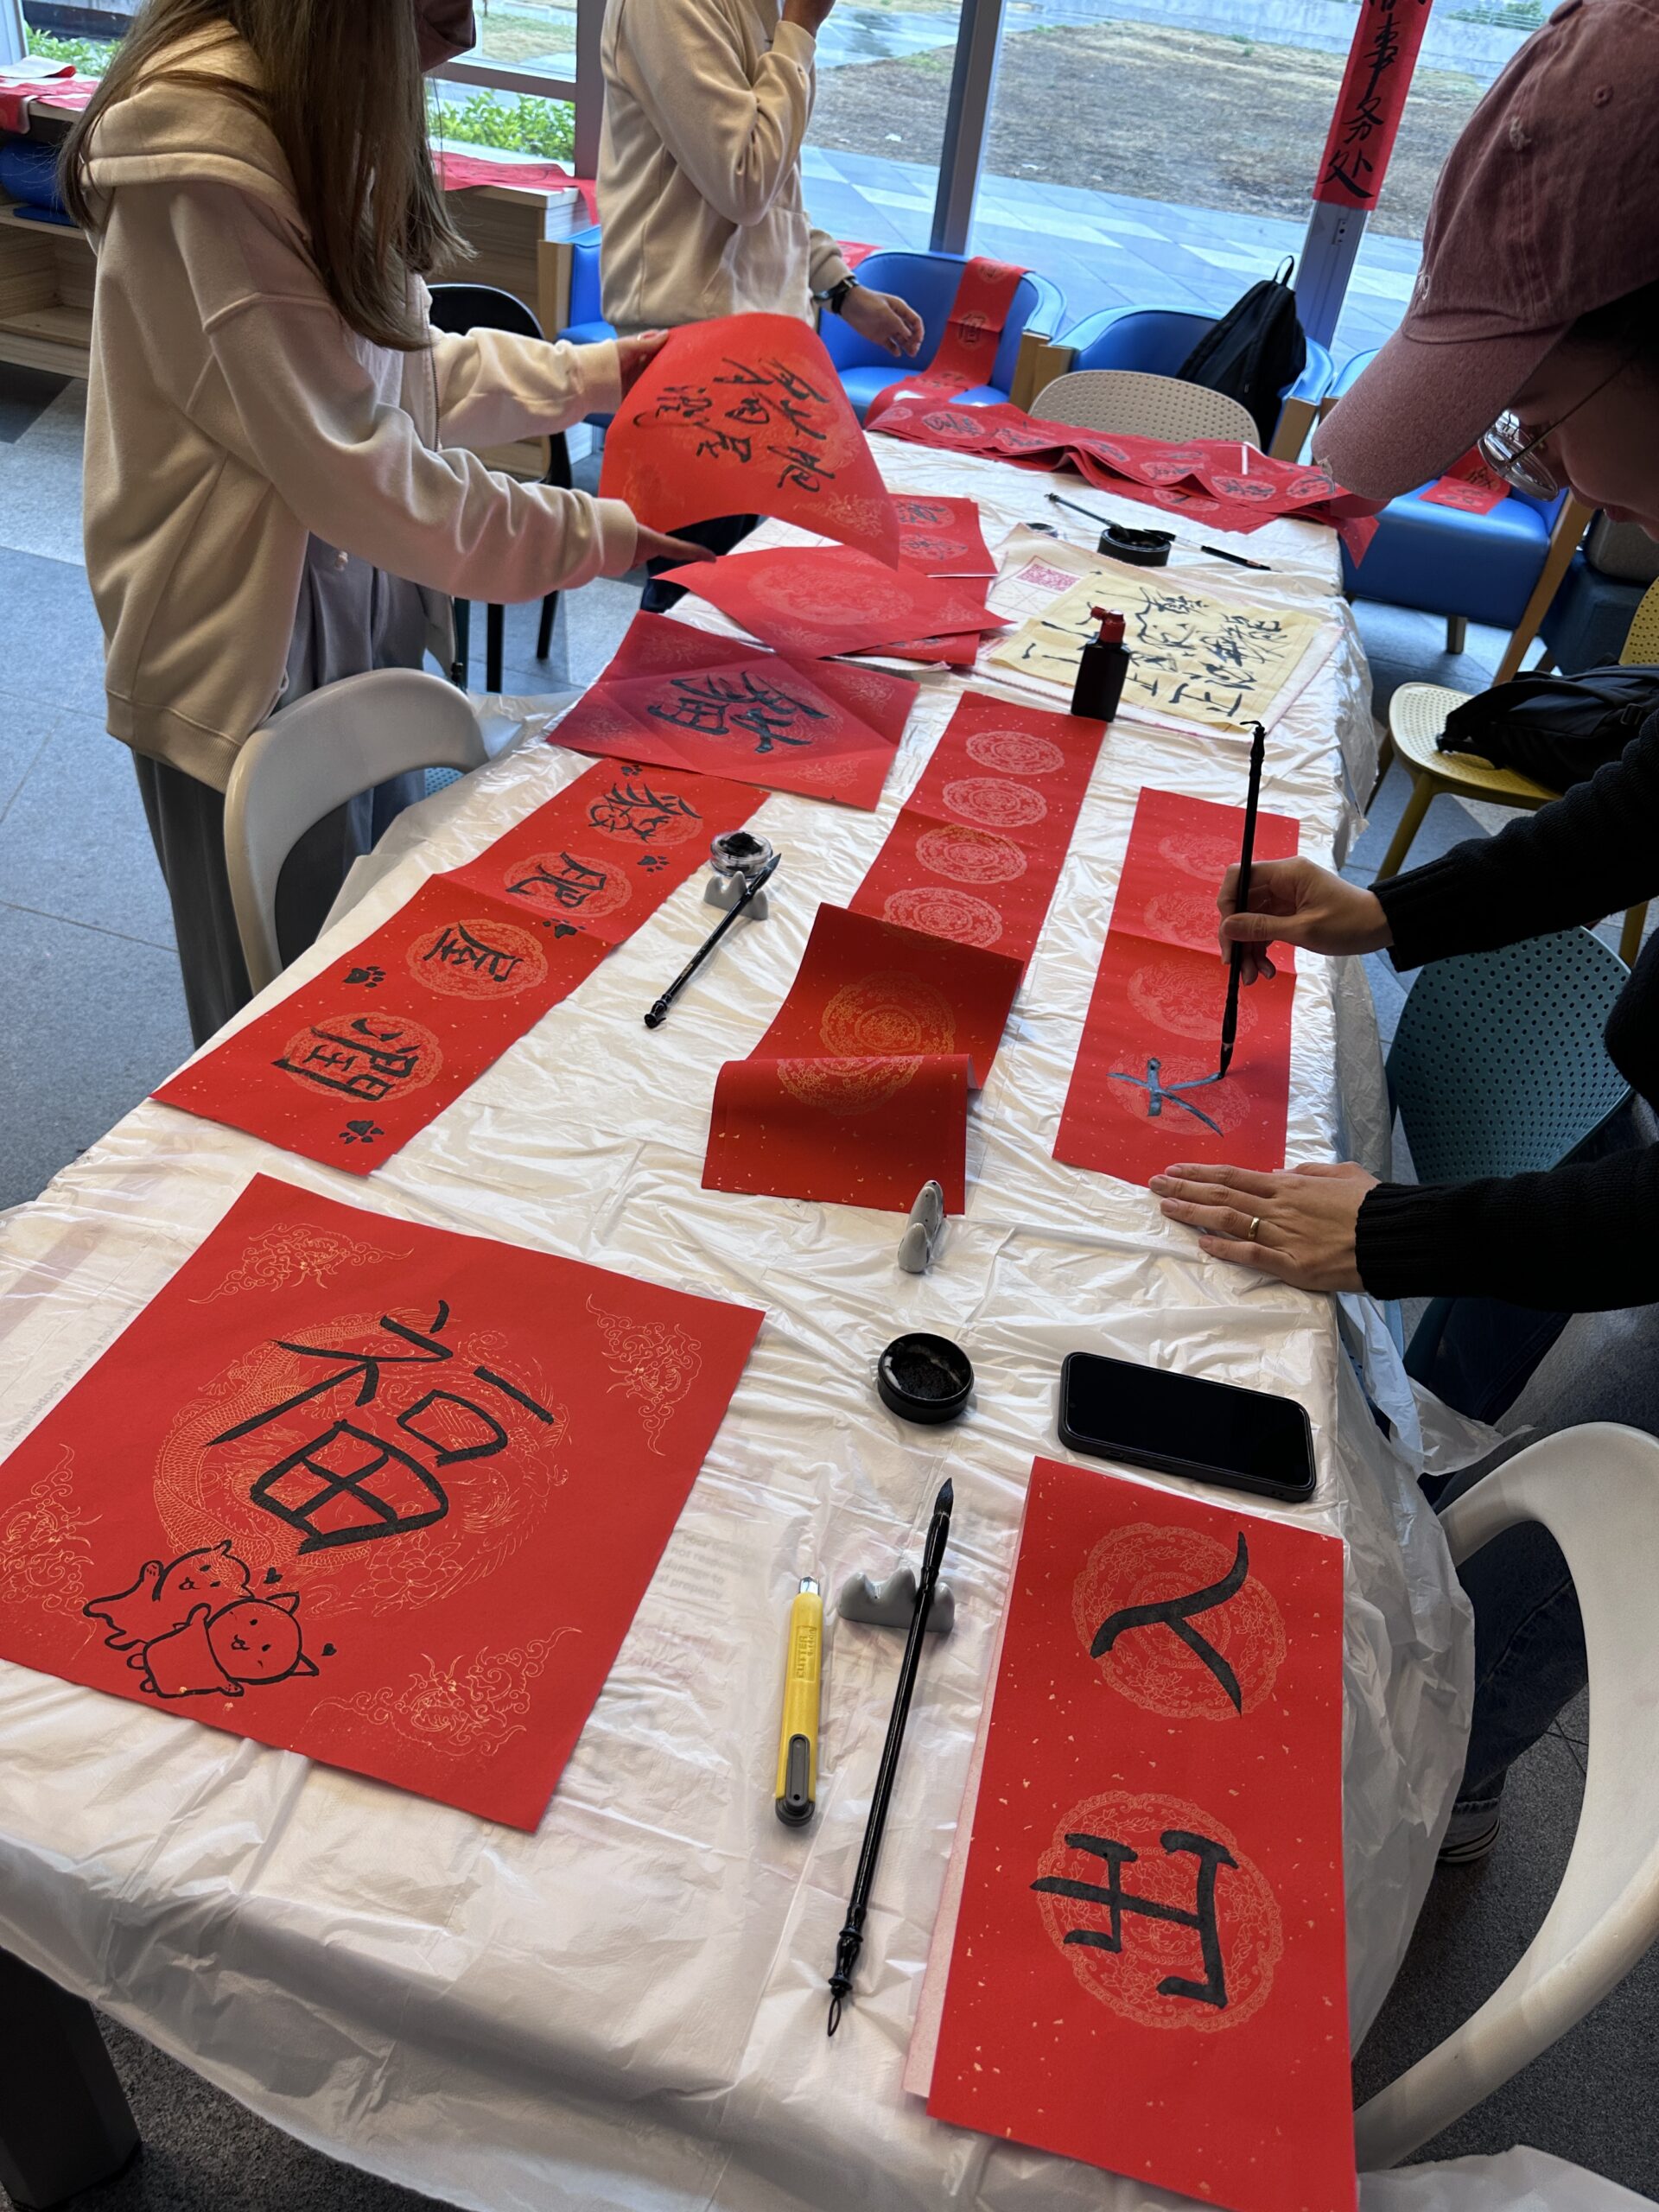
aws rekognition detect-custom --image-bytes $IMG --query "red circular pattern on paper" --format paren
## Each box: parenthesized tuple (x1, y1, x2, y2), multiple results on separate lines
(1071, 1522, 1287, 1719)
(881, 887, 1005, 949)
(504, 849, 633, 924)
(1159, 830, 1247, 885)
(277, 1012, 443, 1099)
(965, 728, 1067, 777)
(915, 823, 1027, 886)
(406, 918, 550, 999)
(918, 408, 986, 445)
(752, 566, 896, 626)
(1033, 1791, 1282, 2031)
(774, 1054, 921, 1116)
(819, 972, 956, 1057)
(942, 776, 1048, 830)
(1127, 957, 1259, 1045)
(1141, 887, 1220, 952)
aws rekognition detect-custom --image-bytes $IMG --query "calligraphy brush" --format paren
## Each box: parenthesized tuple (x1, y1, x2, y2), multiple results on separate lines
(1217, 719, 1268, 1080)
(1043, 491, 1273, 572)
(644, 850, 780, 1030)
(828, 1477, 955, 2037)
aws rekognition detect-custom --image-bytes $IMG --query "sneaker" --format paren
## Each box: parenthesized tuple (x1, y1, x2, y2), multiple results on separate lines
(1438, 1807, 1502, 1866)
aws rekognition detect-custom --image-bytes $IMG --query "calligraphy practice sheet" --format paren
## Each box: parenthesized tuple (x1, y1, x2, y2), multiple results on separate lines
(893, 493, 995, 579)
(0, 1176, 763, 1828)
(704, 905, 1020, 1211)
(918, 1455, 1353, 2212)
(598, 315, 900, 563)
(849, 689, 1104, 962)
(156, 762, 760, 1173)
(1314, 0, 1433, 209)
(546, 611, 914, 809)
(871, 393, 1382, 559)
(1055, 786, 1300, 1185)
(657, 544, 1001, 659)
(1421, 449, 1510, 515)
(863, 257, 1027, 423)
(992, 573, 1325, 734)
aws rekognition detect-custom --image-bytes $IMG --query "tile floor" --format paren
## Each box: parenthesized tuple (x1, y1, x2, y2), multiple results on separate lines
(0, 360, 1654, 2208)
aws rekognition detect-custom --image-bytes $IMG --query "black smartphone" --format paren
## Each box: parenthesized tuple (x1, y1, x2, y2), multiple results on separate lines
(1058, 1351, 1316, 1503)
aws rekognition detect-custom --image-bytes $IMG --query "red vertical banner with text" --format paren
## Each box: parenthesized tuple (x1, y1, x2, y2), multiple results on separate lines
(1313, 0, 1434, 210)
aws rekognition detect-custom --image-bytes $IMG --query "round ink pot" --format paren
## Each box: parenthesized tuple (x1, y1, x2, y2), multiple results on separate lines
(877, 1332, 974, 1425)
(1099, 522, 1173, 568)
(710, 829, 773, 880)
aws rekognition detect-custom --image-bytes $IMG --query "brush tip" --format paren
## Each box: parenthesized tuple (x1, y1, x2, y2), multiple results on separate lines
(936, 1478, 954, 1511)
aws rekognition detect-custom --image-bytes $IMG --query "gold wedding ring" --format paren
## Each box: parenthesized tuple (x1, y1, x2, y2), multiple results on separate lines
(1246, 1216, 1262, 1243)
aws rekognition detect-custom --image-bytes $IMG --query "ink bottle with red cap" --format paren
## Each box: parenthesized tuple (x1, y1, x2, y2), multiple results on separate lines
(1071, 607, 1130, 721)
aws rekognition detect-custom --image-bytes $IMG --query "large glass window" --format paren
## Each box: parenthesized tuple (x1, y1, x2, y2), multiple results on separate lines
(21, 1, 125, 70)
(799, 0, 969, 266)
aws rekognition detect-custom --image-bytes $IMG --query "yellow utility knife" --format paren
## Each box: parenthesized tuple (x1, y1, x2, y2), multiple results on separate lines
(774, 1575, 823, 1827)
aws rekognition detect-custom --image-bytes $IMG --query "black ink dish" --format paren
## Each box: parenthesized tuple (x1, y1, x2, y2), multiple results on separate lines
(1100, 521, 1173, 567)
(877, 1333, 974, 1425)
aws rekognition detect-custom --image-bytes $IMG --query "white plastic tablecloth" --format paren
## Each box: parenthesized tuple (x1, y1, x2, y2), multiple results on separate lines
(0, 445, 1471, 2212)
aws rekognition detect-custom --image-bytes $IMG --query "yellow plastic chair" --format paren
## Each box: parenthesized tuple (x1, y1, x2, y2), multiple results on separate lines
(1375, 578, 1659, 963)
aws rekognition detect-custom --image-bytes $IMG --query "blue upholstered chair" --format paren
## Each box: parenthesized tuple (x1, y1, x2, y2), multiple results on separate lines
(1057, 304, 1333, 460)
(1325, 347, 1588, 678)
(819, 251, 1065, 423)
(554, 232, 618, 427)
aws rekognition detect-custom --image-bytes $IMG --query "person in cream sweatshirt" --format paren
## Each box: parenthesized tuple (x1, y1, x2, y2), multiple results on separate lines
(73, 3, 704, 1045)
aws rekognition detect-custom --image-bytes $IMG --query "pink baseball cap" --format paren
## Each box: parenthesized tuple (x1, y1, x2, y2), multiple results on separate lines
(1314, 0, 1659, 501)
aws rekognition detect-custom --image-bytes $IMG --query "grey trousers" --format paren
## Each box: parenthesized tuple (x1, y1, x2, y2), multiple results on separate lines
(136, 537, 433, 1048)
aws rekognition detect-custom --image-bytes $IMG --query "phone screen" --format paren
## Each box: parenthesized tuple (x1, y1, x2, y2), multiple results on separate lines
(1059, 1352, 1315, 1502)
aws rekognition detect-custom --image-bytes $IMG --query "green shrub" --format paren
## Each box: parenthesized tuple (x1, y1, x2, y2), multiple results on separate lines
(25, 28, 118, 75)
(428, 87, 575, 161)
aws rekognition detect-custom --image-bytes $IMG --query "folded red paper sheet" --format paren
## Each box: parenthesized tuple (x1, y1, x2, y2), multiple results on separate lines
(1054, 787, 1299, 1185)
(920, 1455, 1353, 2212)
(155, 761, 761, 1173)
(893, 493, 996, 578)
(545, 611, 915, 809)
(1420, 448, 1510, 514)
(871, 392, 1382, 560)
(0, 1175, 762, 1829)
(599, 315, 900, 563)
(864, 257, 1027, 424)
(850, 689, 1103, 963)
(658, 544, 1001, 658)
(703, 906, 1021, 1211)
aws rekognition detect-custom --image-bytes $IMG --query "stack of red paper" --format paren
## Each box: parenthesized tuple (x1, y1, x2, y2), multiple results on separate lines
(658, 543, 1005, 665)
(870, 392, 1381, 560)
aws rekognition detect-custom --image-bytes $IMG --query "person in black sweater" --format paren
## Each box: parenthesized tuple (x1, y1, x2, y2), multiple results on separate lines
(1150, 0, 1659, 1861)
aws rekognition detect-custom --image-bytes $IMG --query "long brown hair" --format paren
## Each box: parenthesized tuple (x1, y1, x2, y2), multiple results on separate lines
(61, 0, 467, 352)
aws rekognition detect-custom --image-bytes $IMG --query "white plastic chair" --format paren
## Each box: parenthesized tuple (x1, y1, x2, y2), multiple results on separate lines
(224, 667, 486, 993)
(1031, 368, 1261, 446)
(1355, 1422, 1659, 2169)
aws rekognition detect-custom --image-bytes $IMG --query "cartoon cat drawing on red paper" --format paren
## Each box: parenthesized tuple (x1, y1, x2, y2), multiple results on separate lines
(86, 1541, 319, 1700)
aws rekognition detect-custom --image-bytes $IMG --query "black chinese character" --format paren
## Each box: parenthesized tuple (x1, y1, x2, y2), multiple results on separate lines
(589, 778, 702, 842)
(421, 921, 529, 987)
(1033, 1828, 1237, 2007)
(506, 851, 612, 911)
(647, 671, 828, 753)
(770, 442, 836, 495)
(275, 1016, 427, 1103)
(1091, 1533, 1249, 1712)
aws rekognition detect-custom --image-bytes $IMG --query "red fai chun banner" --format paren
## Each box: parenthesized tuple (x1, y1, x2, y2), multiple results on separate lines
(0, 1176, 762, 1828)
(1313, 0, 1435, 210)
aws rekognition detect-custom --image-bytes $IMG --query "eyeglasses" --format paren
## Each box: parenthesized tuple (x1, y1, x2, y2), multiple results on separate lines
(1477, 353, 1634, 502)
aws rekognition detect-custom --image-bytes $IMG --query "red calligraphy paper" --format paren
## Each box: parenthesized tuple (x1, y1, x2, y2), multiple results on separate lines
(544, 612, 914, 810)
(865, 257, 1027, 424)
(155, 761, 762, 1172)
(872, 393, 1383, 562)
(893, 493, 995, 579)
(1313, 0, 1433, 210)
(849, 690, 1104, 964)
(922, 1455, 1353, 2212)
(599, 314, 900, 563)
(702, 906, 1022, 1212)
(1054, 786, 1300, 1186)
(882, 633, 983, 670)
(432, 150, 598, 225)
(659, 545, 1001, 658)
(0, 1175, 763, 1830)
(1420, 448, 1510, 515)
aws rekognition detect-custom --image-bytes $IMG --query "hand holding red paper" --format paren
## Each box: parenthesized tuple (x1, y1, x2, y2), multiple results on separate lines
(599, 313, 901, 563)
(1152, 1160, 1376, 1288)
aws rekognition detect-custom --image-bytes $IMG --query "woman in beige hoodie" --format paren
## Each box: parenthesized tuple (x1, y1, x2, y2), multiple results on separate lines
(64, 0, 706, 1045)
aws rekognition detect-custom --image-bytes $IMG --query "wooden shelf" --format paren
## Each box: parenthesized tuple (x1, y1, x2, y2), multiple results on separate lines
(0, 195, 93, 378)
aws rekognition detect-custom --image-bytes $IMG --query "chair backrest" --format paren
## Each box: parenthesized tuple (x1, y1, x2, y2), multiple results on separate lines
(1620, 576, 1659, 664)
(1031, 368, 1260, 445)
(1354, 1421, 1659, 2169)
(428, 282, 545, 342)
(1065, 305, 1331, 399)
(568, 233, 603, 326)
(1385, 930, 1630, 1185)
(817, 251, 1064, 390)
(225, 670, 488, 994)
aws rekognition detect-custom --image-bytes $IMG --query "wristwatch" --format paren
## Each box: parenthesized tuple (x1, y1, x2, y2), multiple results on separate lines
(822, 274, 860, 315)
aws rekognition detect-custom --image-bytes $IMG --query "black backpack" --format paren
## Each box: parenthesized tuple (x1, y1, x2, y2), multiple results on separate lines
(1436, 664, 1659, 790)
(1175, 259, 1307, 447)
